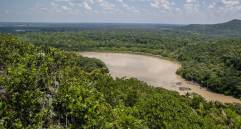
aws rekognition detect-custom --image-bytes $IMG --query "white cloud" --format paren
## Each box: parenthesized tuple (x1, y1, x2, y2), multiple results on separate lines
(61, 5, 71, 10)
(31, 0, 241, 23)
(184, 0, 200, 14)
(96, 0, 104, 3)
(186, 0, 196, 3)
(99, 1, 115, 10)
(150, 0, 172, 11)
(87, 0, 94, 4)
(117, 0, 140, 13)
(50, 1, 63, 12)
(208, 2, 216, 9)
(50, 0, 75, 12)
(83, 2, 92, 10)
(222, 0, 240, 7)
(208, 0, 241, 12)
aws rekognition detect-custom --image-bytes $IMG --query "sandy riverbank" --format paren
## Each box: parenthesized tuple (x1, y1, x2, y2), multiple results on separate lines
(80, 52, 241, 104)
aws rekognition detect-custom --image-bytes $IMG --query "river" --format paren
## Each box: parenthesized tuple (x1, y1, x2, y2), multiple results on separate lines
(80, 52, 241, 104)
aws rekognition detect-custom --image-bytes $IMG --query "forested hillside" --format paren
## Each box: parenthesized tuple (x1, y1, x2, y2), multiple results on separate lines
(18, 30, 241, 98)
(1, 34, 241, 128)
(182, 19, 241, 36)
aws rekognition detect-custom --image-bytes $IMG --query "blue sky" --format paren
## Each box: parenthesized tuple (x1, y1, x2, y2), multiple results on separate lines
(0, 0, 241, 24)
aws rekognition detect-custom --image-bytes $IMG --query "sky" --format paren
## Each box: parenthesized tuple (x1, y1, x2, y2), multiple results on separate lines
(0, 0, 241, 24)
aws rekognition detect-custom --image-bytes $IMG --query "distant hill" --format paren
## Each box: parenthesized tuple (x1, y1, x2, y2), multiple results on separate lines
(182, 19, 241, 36)
(1, 20, 240, 37)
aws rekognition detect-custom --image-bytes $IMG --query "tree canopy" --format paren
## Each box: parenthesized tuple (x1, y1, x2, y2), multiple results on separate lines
(0, 34, 241, 128)
(18, 30, 241, 98)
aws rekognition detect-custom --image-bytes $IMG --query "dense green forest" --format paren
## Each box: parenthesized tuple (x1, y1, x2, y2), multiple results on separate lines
(18, 30, 241, 98)
(182, 19, 241, 36)
(1, 34, 241, 128)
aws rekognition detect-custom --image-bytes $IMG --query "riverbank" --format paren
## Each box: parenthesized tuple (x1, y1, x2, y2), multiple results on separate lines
(78, 49, 179, 63)
(80, 52, 241, 104)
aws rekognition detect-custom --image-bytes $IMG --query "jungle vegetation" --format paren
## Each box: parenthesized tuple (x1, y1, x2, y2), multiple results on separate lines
(18, 29, 241, 98)
(1, 34, 241, 128)
(181, 19, 241, 36)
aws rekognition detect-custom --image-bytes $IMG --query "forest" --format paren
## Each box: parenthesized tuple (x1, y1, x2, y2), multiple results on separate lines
(18, 29, 241, 98)
(181, 19, 241, 36)
(1, 34, 241, 128)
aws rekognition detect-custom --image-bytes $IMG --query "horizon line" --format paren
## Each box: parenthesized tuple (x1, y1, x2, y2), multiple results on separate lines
(0, 18, 240, 25)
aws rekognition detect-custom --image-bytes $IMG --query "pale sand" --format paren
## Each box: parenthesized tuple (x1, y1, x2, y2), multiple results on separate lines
(80, 52, 241, 104)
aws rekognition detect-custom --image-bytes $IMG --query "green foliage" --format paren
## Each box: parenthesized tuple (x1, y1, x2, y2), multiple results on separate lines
(0, 34, 241, 128)
(182, 19, 241, 36)
(18, 30, 241, 98)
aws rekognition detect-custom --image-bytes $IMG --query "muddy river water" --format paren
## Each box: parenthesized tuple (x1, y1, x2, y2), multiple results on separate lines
(80, 52, 241, 104)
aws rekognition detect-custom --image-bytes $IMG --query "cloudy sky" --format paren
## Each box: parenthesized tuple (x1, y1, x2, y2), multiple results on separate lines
(0, 0, 241, 24)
